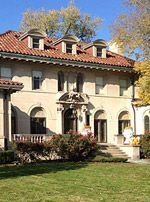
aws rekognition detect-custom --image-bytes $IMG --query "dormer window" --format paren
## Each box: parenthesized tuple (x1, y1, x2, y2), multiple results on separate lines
(33, 38, 40, 49)
(51, 35, 80, 55)
(97, 47, 102, 57)
(66, 43, 73, 54)
(18, 29, 46, 50)
(83, 39, 107, 58)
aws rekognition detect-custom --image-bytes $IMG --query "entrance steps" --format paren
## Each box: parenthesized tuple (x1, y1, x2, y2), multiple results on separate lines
(97, 143, 129, 159)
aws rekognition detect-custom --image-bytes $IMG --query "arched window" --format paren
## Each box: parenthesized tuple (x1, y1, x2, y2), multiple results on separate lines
(58, 71, 64, 91)
(118, 111, 130, 134)
(144, 115, 149, 133)
(30, 107, 46, 134)
(76, 73, 83, 92)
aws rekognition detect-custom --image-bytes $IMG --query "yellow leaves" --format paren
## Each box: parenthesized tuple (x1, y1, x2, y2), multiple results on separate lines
(111, 0, 150, 59)
(134, 60, 150, 105)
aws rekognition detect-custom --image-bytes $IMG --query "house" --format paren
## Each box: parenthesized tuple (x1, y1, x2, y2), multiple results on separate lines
(0, 29, 149, 155)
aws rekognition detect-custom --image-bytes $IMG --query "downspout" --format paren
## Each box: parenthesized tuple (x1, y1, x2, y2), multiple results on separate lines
(131, 76, 136, 135)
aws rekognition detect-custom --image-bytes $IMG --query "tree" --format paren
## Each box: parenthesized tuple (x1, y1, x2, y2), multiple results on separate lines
(20, 2, 102, 42)
(21, 9, 60, 37)
(111, 0, 150, 105)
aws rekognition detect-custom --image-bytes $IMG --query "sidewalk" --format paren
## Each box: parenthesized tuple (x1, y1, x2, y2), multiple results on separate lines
(128, 159, 150, 164)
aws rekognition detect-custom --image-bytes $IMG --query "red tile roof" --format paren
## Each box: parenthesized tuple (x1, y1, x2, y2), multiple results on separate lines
(0, 30, 134, 68)
(0, 79, 23, 86)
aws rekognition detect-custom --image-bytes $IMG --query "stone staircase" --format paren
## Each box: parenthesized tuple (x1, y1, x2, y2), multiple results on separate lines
(97, 143, 129, 158)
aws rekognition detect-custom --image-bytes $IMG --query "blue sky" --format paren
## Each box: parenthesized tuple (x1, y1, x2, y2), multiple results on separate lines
(0, 0, 126, 42)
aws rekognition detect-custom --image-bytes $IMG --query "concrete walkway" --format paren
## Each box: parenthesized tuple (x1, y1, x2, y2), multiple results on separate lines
(128, 159, 150, 164)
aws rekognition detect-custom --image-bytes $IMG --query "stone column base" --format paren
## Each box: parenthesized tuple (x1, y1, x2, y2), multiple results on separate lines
(0, 137, 5, 150)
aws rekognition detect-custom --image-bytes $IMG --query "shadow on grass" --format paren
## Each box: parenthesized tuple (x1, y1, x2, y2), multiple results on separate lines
(0, 161, 88, 180)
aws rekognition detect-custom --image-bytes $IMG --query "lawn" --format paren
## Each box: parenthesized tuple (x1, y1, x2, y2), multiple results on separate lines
(0, 162, 149, 202)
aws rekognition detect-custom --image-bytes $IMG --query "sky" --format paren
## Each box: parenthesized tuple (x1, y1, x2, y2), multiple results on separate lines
(0, 0, 126, 42)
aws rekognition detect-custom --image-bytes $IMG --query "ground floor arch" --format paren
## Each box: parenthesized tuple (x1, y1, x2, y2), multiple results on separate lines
(94, 110, 107, 143)
(64, 108, 78, 134)
(30, 107, 46, 134)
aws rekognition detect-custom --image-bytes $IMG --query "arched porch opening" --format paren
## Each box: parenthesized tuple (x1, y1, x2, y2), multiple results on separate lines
(94, 110, 107, 143)
(64, 108, 77, 134)
(30, 107, 46, 134)
(118, 111, 131, 134)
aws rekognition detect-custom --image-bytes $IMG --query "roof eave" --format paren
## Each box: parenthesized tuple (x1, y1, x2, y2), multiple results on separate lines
(0, 51, 134, 73)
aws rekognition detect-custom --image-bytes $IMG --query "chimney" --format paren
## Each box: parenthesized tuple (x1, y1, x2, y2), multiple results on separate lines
(109, 42, 123, 55)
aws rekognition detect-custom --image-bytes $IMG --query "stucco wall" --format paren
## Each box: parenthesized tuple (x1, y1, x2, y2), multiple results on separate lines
(1, 61, 135, 143)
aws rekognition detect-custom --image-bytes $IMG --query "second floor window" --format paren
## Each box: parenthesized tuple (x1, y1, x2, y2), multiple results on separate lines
(95, 77, 105, 94)
(120, 79, 128, 96)
(32, 71, 42, 90)
(76, 73, 83, 92)
(58, 71, 64, 91)
(0, 67, 12, 79)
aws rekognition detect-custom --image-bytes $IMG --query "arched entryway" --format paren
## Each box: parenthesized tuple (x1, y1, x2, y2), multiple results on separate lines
(94, 110, 107, 143)
(30, 107, 46, 134)
(118, 111, 131, 134)
(64, 108, 77, 134)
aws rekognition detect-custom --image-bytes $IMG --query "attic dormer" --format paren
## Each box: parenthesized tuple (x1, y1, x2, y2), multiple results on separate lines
(83, 39, 107, 58)
(18, 29, 47, 50)
(51, 35, 80, 55)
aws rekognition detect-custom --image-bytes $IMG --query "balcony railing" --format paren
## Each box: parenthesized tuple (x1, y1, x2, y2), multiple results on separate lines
(12, 134, 52, 143)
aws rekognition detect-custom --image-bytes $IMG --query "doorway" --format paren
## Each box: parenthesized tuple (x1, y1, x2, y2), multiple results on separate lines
(94, 110, 107, 143)
(94, 119, 107, 143)
(64, 108, 77, 134)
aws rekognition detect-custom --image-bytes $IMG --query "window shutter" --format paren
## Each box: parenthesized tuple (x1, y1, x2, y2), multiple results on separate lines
(102, 48, 106, 58)
(62, 41, 66, 53)
(93, 46, 97, 57)
(72, 44, 76, 55)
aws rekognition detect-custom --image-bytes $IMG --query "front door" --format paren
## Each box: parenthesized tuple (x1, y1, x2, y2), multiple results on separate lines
(64, 109, 77, 134)
(94, 119, 107, 143)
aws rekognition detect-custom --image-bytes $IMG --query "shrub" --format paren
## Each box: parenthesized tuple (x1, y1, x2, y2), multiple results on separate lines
(51, 131, 98, 161)
(90, 156, 128, 163)
(0, 150, 15, 164)
(140, 133, 150, 159)
(14, 142, 53, 164)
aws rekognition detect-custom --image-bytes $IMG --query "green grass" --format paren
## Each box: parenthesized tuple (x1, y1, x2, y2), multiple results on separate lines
(0, 162, 150, 202)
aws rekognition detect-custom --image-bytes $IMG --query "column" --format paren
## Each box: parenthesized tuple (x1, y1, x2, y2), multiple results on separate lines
(0, 93, 5, 149)
(57, 104, 64, 134)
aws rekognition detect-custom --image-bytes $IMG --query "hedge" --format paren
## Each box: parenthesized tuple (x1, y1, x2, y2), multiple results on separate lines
(0, 150, 15, 164)
(140, 133, 150, 159)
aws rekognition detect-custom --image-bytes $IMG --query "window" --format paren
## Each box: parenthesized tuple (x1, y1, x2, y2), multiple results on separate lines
(120, 79, 128, 96)
(33, 38, 40, 49)
(118, 111, 131, 134)
(32, 71, 42, 90)
(11, 108, 17, 134)
(66, 43, 72, 54)
(0, 67, 12, 79)
(58, 71, 64, 91)
(95, 77, 105, 94)
(76, 73, 83, 92)
(144, 115, 150, 133)
(86, 114, 90, 126)
(97, 47, 102, 57)
(30, 107, 46, 134)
